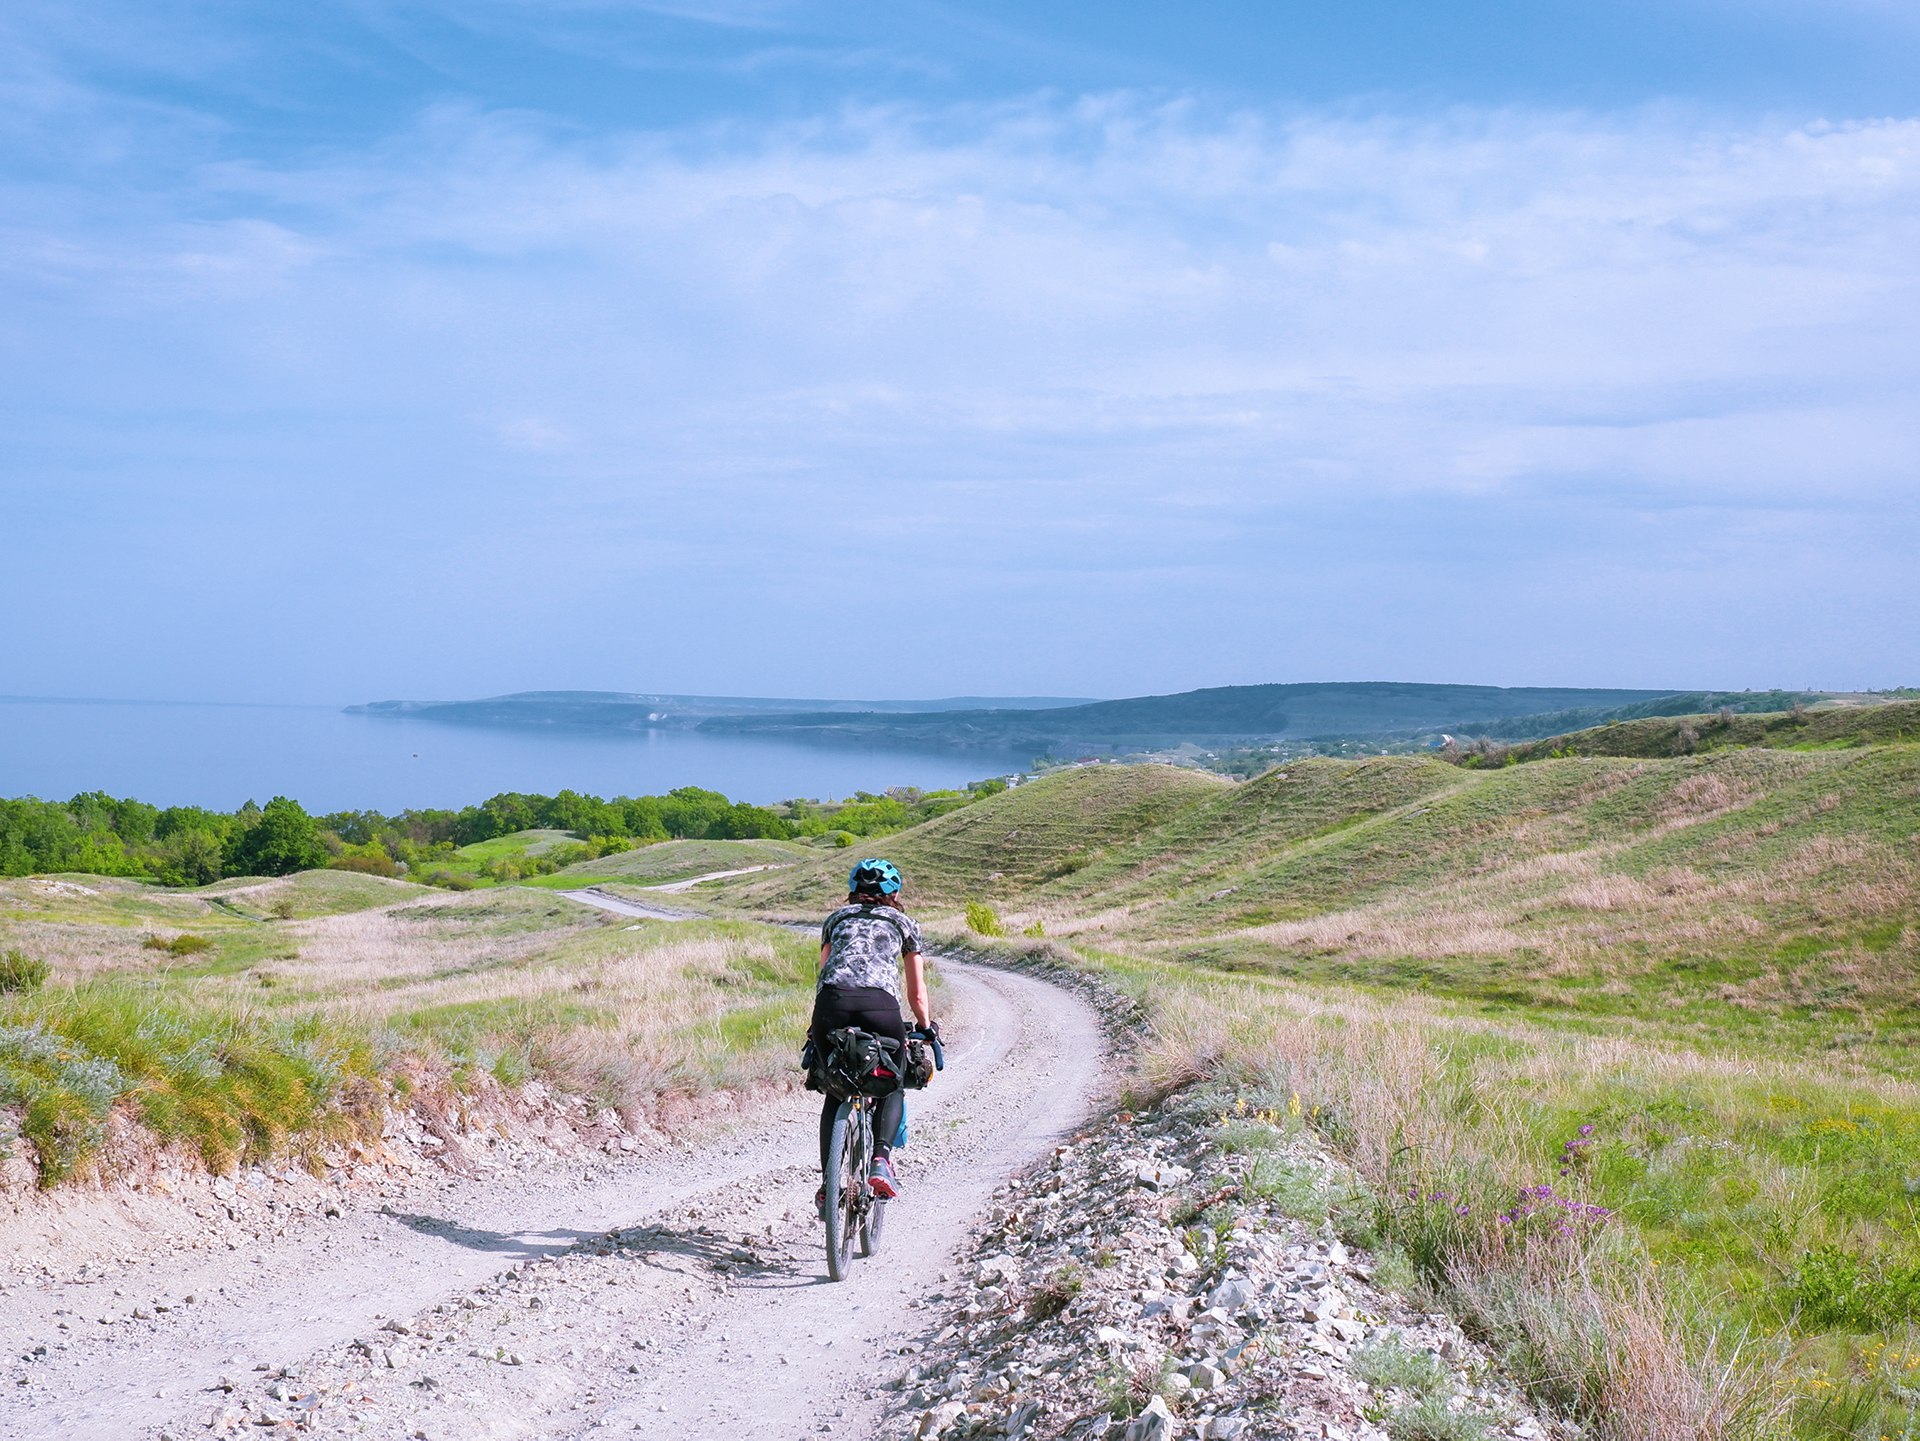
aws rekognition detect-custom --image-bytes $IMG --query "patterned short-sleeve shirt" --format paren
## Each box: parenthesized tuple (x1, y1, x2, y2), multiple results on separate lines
(818, 903, 923, 1000)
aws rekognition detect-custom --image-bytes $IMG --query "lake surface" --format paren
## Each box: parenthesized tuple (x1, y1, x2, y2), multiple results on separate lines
(0, 697, 1026, 813)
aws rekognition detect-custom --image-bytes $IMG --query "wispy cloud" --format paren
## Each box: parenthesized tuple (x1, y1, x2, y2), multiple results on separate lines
(4, 90, 1918, 696)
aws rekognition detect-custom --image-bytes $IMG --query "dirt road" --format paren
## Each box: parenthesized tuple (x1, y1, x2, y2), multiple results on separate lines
(0, 958, 1107, 1441)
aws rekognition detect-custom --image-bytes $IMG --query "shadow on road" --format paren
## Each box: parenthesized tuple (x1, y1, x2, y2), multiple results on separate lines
(376, 1207, 827, 1286)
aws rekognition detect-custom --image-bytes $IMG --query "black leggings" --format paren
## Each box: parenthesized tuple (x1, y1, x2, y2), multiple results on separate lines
(810, 984, 907, 1168)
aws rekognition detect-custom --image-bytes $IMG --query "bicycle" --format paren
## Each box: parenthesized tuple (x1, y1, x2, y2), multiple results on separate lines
(823, 1025, 942, 1282)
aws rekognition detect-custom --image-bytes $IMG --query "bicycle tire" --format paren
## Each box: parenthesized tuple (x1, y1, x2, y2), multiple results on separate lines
(860, 1195, 886, 1257)
(824, 1100, 858, 1281)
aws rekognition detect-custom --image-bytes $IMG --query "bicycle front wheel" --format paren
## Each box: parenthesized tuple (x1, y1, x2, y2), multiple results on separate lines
(823, 1101, 858, 1282)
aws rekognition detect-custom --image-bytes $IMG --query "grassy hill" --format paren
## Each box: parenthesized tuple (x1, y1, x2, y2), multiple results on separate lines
(531, 837, 814, 890)
(716, 763, 1228, 913)
(704, 729, 1920, 1434)
(1500, 696, 1920, 761)
(712, 720, 1918, 1064)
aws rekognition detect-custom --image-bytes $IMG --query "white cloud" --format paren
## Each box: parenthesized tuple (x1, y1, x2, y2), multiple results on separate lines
(4, 93, 1918, 693)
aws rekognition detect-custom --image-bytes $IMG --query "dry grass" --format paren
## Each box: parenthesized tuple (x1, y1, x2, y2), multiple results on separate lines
(1023, 946, 1920, 1440)
(0, 879, 823, 1183)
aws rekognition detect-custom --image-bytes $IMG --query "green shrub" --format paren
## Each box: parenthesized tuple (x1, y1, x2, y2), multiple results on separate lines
(1786, 1247, 1920, 1332)
(1353, 1335, 1448, 1397)
(965, 901, 1005, 937)
(166, 934, 213, 957)
(18, 986, 375, 1176)
(1384, 1397, 1490, 1441)
(0, 1023, 130, 1185)
(1022, 920, 1046, 937)
(0, 950, 49, 993)
(1246, 1152, 1342, 1224)
(328, 853, 397, 877)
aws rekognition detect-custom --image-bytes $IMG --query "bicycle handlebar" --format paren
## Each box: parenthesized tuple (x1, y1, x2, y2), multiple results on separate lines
(910, 1025, 945, 1071)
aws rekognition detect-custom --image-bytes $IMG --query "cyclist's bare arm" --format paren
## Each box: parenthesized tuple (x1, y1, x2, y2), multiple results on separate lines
(903, 951, 931, 1029)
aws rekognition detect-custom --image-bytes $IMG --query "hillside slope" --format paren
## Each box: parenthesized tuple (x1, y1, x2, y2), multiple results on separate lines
(719, 742, 1920, 1066)
(714, 764, 1227, 913)
(1501, 696, 1920, 760)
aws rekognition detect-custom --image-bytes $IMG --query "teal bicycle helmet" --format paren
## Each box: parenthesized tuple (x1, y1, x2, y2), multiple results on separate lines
(849, 858, 903, 895)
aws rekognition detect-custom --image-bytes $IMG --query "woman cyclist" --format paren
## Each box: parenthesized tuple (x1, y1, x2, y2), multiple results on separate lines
(811, 858, 933, 1215)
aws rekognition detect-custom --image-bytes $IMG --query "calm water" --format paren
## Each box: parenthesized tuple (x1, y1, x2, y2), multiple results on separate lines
(0, 698, 1024, 813)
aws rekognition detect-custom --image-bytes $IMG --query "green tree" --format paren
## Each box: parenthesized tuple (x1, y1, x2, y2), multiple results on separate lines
(707, 802, 794, 840)
(615, 796, 670, 842)
(159, 830, 224, 886)
(539, 789, 626, 837)
(317, 809, 390, 846)
(224, 797, 328, 877)
(659, 786, 730, 838)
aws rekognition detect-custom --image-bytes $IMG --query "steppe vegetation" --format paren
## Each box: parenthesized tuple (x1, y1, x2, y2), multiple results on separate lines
(5, 695, 1917, 1437)
(0, 866, 818, 1190)
(710, 700, 1920, 1440)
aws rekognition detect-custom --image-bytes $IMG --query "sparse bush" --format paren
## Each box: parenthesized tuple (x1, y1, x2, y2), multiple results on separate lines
(0, 949, 49, 993)
(1674, 722, 1700, 756)
(269, 898, 297, 920)
(1022, 920, 1046, 937)
(1353, 1335, 1448, 1397)
(328, 853, 397, 878)
(1246, 1152, 1340, 1223)
(1026, 1262, 1084, 1319)
(0, 1022, 129, 1185)
(965, 901, 1005, 937)
(1785, 1247, 1920, 1332)
(1384, 1396, 1489, 1441)
(1369, 1245, 1417, 1296)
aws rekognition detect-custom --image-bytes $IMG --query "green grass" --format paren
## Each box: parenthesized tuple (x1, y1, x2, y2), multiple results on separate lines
(0, 871, 823, 1186)
(711, 765, 1227, 913)
(1503, 699, 1920, 763)
(533, 837, 812, 890)
(2, 987, 378, 1183)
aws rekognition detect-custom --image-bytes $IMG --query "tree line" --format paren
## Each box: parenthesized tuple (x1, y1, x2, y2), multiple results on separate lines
(0, 778, 1010, 885)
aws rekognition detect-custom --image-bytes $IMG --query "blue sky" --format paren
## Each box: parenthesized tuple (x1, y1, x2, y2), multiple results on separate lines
(4, 0, 1917, 704)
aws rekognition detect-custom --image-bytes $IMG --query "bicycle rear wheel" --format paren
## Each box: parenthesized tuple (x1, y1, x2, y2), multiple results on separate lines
(823, 1101, 859, 1282)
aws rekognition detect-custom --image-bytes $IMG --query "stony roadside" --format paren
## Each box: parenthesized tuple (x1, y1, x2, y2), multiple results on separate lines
(879, 1097, 1576, 1441)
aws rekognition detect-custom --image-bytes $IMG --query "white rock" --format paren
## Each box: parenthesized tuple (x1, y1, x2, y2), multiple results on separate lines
(1201, 1420, 1249, 1440)
(977, 1255, 1022, 1285)
(1206, 1280, 1254, 1312)
(916, 1401, 967, 1438)
(1122, 1394, 1178, 1441)
(1187, 1362, 1226, 1391)
(1329, 1317, 1367, 1343)
(1135, 1162, 1192, 1192)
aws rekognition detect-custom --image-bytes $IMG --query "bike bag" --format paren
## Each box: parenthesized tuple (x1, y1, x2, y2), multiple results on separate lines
(807, 1026, 905, 1100)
